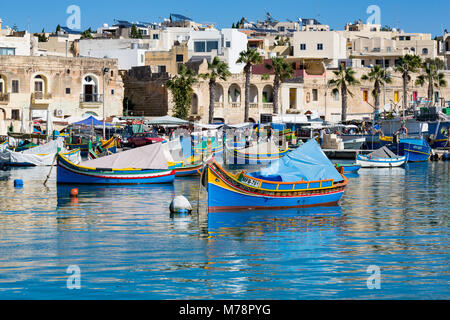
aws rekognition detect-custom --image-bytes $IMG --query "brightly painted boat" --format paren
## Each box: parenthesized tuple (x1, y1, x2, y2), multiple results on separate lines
(163, 138, 205, 177)
(194, 137, 224, 157)
(205, 140, 348, 212)
(57, 143, 175, 185)
(427, 121, 449, 148)
(387, 137, 432, 162)
(227, 140, 290, 165)
(0, 139, 81, 167)
(337, 163, 361, 174)
(356, 147, 406, 168)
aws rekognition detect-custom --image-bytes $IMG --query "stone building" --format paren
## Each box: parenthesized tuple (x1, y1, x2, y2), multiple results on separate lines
(0, 56, 123, 131)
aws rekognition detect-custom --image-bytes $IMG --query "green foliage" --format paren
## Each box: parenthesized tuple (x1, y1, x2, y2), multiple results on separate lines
(381, 25, 392, 31)
(361, 65, 392, 103)
(38, 28, 48, 42)
(81, 28, 93, 39)
(56, 24, 61, 33)
(123, 97, 135, 116)
(130, 24, 143, 39)
(415, 58, 447, 99)
(167, 65, 198, 120)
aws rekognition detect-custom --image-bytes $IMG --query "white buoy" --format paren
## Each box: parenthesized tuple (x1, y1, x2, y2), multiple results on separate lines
(170, 196, 193, 214)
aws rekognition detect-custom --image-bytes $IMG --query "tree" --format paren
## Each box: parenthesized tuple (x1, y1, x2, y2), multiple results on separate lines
(381, 25, 392, 31)
(361, 65, 392, 113)
(415, 58, 447, 102)
(56, 24, 61, 33)
(200, 57, 231, 124)
(237, 48, 263, 122)
(328, 64, 360, 122)
(130, 24, 142, 39)
(167, 65, 198, 120)
(264, 56, 294, 114)
(394, 54, 422, 114)
(81, 28, 93, 39)
(38, 28, 48, 42)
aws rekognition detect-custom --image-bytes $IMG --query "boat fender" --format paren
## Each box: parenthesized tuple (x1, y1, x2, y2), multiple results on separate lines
(14, 179, 23, 188)
(170, 196, 193, 214)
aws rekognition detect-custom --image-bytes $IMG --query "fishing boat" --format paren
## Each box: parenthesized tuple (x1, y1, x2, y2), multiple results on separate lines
(87, 137, 118, 160)
(163, 138, 204, 177)
(386, 137, 432, 162)
(204, 140, 348, 212)
(427, 121, 449, 148)
(356, 147, 406, 168)
(227, 140, 290, 165)
(57, 143, 175, 185)
(336, 163, 361, 174)
(194, 137, 224, 157)
(0, 138, 81, 167)
(344, 138, 366, 150)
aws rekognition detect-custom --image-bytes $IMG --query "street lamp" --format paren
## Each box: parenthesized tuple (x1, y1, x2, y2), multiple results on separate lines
(102, 67, 110, 139)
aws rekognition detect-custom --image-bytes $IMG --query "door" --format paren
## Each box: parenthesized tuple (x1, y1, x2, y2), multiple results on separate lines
(84, 85, 94, 102)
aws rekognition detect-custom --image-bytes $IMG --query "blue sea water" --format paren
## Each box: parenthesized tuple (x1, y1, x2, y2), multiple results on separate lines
(0, 162, 448, 300)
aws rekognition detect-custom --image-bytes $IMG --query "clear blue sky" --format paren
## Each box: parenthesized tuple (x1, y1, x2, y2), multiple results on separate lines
(0, 0, 448, 37)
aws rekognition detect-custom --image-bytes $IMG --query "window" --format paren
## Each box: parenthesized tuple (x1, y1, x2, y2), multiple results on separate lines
(66, 88, 71, 94)
(111, 89, 115, 95)
(384, 59, 390, 67)
(332, 89, 339, 101)
(34, 81, 43, 92)
(300, 44, 306, 50)
(158, 66, 166, 73)
(12, 80, 19, 93)
(399, 36, 405, 41)
(111, 70, 114, 77)
(312, 89, 318, 101)
(361, 60, 365, 67)
(376, 59, 383, 66)
(363, 90, 369, 102)
(386, 47, 391, 52)
(226, 41, 231, 48)
(194, 41, 206, 52)
(422, 48, 429, 55)
(317, 43, 323, 50)
(153, 34, 159, 40)
(0, 47, 15, 56)
(11, 109, 20, 120)
(176, 54, 184, 62)
(406, 36, 411, 41)
(278, 26, 285, 32)
(206, 41, 219, 52)
(394, 91, 399, 103)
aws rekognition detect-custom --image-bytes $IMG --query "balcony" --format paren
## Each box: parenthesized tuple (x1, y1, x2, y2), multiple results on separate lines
(249, 103, 259, 109)
(31, 92, 52, 106)
(263, 103, 274, 109)
(80, 94, 104, 108)
(230, 102, 241, 108)
(0, 93, 10, 104)
(215, 102, 223, 108)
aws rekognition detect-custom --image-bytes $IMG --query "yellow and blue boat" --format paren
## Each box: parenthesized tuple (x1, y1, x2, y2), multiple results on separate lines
(204, 140, 348, 212)
(57, 143, 175, 185)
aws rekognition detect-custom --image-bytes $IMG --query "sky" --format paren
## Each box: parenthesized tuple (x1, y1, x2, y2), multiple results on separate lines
(0, 0, 449, 37)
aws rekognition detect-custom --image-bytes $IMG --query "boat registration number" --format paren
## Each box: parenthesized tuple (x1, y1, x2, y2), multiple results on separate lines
(241, 176, 261, 188)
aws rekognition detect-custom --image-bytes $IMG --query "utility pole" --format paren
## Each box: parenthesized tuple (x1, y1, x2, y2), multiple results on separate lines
(102, 66, 110, 140)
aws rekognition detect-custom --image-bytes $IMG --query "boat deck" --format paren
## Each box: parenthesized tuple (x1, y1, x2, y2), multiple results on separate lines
(323, 149, 373, 160)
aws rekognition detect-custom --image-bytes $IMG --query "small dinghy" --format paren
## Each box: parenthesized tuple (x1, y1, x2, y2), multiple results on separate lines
(356, 147, 406, 168)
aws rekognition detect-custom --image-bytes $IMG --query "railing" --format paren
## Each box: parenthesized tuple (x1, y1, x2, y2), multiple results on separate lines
(0, 93, 10, 103)
(32, 92, 52, 100)
(215, 102, 223, 108)
(263, 103, 274, 109)
(249, 103, 259, 109)
(80, 94, 104, 103)
(230, 102, 241, 108)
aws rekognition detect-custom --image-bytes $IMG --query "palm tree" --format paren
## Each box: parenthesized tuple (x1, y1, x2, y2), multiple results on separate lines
(167, 64, 198, 120)
(328, 65, 360, 122)
(394, 54, 422, 114)
(200, 57, 231, 124)
(237, 48, 263, 122)
(361, 65, 392, 113)
(415, 58, 447, 103)
(264, 56, 294, 114)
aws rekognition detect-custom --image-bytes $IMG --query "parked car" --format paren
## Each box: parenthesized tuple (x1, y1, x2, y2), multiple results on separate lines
(127, 133, 165, 148)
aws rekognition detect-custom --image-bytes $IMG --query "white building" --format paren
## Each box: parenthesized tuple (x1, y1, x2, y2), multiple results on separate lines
(0, 22, 32, 56)
(79, 38, 158, 70)
(292, 31, 347, 68)
(187, 28, 248, 74)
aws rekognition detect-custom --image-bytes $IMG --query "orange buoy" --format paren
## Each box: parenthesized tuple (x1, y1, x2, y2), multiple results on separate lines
(70, 188, 79, 198)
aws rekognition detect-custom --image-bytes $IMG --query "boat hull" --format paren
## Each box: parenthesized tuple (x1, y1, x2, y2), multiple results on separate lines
(227, 148, 290, 165)
(57, 154, 175, 185)
(206, 163, 347, 212)
(340, 164, 361, 173)
(356, 155, 406, 168)
(174, 163, 203, 177)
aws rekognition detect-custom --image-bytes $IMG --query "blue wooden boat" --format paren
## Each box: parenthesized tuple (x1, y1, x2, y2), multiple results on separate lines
(57, 143, 175, 185)
(427, 121, 449, 148)
(356, 147, 406, 168)
(387, 137, 431, 162)
(337, 163, 361, 174)
(204, 140, 348, 212)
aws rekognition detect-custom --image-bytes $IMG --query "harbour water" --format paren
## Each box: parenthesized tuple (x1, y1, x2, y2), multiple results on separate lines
(0, 162, 448, 299)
